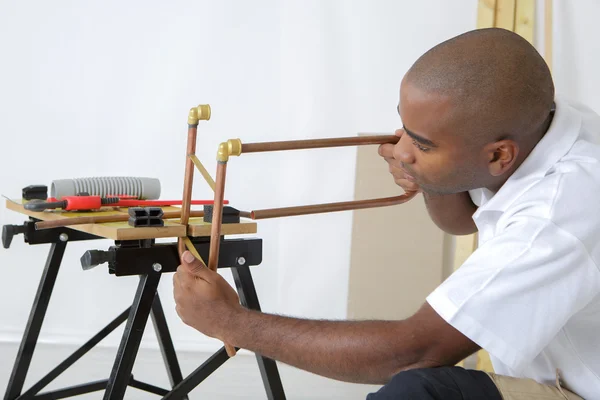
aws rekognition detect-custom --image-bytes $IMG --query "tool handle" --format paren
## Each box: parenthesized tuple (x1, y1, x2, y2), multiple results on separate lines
(23, 200, 66, 212)
(63, 196, 103, 210)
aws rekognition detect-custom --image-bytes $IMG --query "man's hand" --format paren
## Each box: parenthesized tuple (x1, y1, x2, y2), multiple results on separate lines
(173, 251, 242, 341)
(378, 129, 420, 193)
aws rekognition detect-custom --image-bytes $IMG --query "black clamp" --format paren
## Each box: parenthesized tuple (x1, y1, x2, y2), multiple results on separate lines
(2, 224, 27, 249)
(128, 207, 164, 227)
(22, 185, 48, 201)
(80, 249, 117, 270)
(203, 205, 240, 224)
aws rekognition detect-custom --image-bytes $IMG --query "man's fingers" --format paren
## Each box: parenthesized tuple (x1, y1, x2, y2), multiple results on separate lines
(388, 163, 405, 178)
(181, 251, 212, 281)
(394, 178, 420, 192)
(378, 143, 395, 159)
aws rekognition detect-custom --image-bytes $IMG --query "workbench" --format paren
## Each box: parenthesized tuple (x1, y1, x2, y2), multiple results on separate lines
(2, 200, 286, 400)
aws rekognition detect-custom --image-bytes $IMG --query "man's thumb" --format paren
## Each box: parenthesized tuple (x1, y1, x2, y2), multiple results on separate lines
(181, 251, 207, 276)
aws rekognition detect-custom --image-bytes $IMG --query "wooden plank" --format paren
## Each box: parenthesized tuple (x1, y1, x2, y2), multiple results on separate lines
(188, 218, 257, 236)
(471, 0, 540, 375)
(544, 0, 553, 72)
(514, 0, 535, 44)
(495, 0, 517, 30)
(5, 200, 256, 240)
(5, 200, 186, 240)
(453, 234, 478, 271)
(477, 0, 497, 28)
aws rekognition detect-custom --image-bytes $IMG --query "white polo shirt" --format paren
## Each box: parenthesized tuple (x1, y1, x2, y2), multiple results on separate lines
(427, 96, 600, 399)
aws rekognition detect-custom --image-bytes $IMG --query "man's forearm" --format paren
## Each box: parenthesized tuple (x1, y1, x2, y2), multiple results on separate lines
(423, 191, 478, 235)
(223, 309, 427, 384)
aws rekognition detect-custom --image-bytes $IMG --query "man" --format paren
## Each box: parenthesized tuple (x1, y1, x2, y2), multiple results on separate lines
(173, 28, 600, 399)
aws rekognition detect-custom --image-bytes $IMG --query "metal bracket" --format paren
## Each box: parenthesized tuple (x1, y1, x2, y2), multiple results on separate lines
(80, 238, 263, 276)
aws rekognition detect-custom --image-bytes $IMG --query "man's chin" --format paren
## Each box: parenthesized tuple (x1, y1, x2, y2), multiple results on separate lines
(421, 185, 459, 196)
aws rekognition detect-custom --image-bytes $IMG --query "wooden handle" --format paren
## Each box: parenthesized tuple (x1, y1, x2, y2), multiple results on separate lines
(249, 192, 418, 220)
(241, 135, 398, 153)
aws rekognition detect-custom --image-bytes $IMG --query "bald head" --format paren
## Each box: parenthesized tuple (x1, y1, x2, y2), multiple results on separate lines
(404, 28, 554, 146)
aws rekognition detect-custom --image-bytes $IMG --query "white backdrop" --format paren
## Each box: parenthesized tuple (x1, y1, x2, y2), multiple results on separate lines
(1, 0, 595, 355)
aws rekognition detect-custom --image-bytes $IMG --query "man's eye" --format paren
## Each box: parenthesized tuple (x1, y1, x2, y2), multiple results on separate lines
(412, 139, 430, 152)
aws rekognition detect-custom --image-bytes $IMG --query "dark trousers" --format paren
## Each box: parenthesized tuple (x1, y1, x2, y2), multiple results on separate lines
(366, 366, 503, 399)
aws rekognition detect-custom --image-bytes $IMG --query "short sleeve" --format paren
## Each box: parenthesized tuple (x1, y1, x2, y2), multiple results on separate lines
(427, 217, 600, 373)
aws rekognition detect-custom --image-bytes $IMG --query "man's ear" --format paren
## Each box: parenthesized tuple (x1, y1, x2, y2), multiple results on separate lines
(484, 139, 519, 177)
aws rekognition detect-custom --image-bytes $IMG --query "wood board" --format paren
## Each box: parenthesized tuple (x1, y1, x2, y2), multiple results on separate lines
(5, 200, 257, 241)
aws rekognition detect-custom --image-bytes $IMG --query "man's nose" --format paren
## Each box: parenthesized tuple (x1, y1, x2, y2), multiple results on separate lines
(393, 131, 415, 164)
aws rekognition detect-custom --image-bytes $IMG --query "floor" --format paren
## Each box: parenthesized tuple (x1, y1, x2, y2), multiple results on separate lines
(0, 342, 382, 399)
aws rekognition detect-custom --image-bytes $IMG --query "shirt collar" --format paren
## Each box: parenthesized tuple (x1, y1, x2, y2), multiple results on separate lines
(472, 97, 582, 218)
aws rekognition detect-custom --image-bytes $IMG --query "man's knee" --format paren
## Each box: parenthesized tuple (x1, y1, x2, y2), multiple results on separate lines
(366, 368, 443, 399)
(366, 366, 501, 400)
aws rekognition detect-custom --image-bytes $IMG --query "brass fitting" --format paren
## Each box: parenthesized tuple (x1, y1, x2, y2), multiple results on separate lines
(188, 107, 199, 125)
(187, 104, 211, 125)
(217, 142, 229, 162)
(197, 104, 211, 121)
(216, 139, 243, 162)
(227, 139, 242, 157)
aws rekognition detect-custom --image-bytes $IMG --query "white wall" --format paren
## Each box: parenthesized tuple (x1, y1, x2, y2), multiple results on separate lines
(0, 0, 286, 352)
(550, 0, 600, 113)
(275, 0, 478, 321)
(2, 0, 596, 357)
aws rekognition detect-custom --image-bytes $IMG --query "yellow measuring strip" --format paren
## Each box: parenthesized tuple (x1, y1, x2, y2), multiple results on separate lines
(189, 155, 216, 192)
(182, 236, 207, 267)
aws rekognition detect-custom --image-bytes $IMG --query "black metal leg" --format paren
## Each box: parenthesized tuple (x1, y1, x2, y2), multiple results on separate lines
(232, 266, 286, 400)
(104, 272, 161, 400)
(150, 292, 188, 399)
(33, 379, 109, 400)
(4, 242, 67, 400)
(162, 347, 231, 400)
(17, 308, 130, 399)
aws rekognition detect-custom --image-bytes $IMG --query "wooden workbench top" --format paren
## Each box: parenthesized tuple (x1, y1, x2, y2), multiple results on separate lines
(5, 200, 257, 241)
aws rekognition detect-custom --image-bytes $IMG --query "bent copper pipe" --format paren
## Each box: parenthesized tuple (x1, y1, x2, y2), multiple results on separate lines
(248, 192, 418, 220)
(178, 108, 201, 256)
(220, 134, 414, 219)
(208, 149, 238, 358)
(208, 161, 228, 273)
(240, 135, 399, 153)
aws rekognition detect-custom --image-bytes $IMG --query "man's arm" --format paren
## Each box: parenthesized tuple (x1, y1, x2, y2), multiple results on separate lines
(225, 303, 479, 384)
(173, 254, 481, 385)
(423, 191, 478, 235)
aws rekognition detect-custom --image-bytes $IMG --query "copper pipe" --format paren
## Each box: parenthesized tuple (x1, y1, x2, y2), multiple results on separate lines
(249, 192, 418, 220)
(35, 210, 207, 230)
(240, 135, 399, 153)
(207, 161, 237, 357)
(208, 162, 227, 272)
(178, 123, 199, 256)
(239, 211, 252, 219)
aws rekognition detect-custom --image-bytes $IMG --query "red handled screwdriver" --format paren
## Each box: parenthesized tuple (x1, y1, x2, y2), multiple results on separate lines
(23, 195, 228, 212)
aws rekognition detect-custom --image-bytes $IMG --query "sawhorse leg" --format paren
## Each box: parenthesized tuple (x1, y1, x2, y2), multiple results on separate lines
(165, 264, 286, 400)
(232, 266, 286, 400)
(4, 242, 67, 400)
(151, 291, 188, 400)
(104, 272, 161, 399)
(103, 270, 188, 400)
